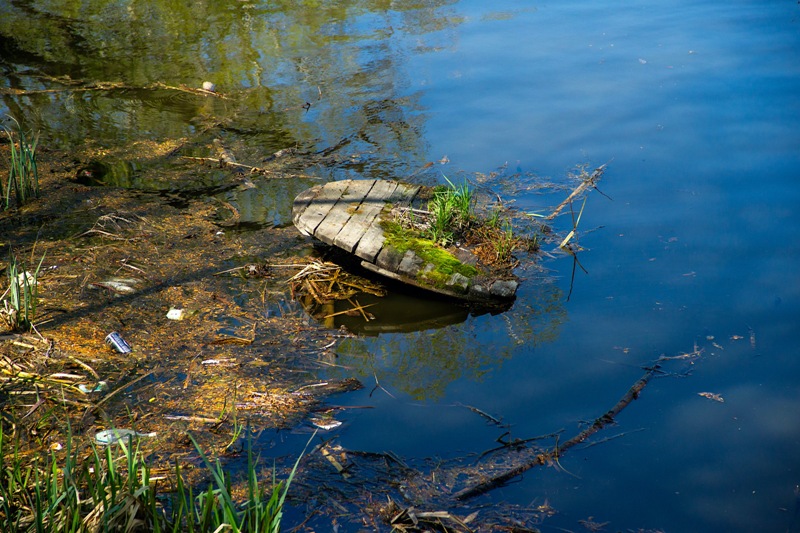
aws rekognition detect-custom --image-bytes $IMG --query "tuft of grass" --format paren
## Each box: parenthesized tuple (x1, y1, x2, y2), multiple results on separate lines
(426, 176, 473, 246)
(177, 431, 313, 533)
(0, 421, 312, 533)
(0, 424, 156, 532)
(486, 206, 502, 229)
(1, 252, 45, 332)
(494, 219, 518, 264)
(2, 116, 40, 210)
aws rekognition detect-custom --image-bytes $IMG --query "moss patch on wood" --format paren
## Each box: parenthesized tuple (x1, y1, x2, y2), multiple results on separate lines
(381, 219, 478, 287)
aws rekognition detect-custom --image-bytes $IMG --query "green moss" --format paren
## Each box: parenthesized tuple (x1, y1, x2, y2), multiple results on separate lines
(381, 220, 478, 287)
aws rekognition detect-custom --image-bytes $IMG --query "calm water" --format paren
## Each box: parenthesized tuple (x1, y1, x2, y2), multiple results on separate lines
(330, 2, 800, 531)
(3, 0, 800, 531)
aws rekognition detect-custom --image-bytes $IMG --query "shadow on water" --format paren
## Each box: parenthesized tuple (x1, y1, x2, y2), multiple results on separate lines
(324, 290, 473, 335)
(318, 275, 565, 401)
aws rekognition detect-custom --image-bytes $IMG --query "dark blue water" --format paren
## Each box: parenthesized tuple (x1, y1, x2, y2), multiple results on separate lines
(326, 2, 800, 531)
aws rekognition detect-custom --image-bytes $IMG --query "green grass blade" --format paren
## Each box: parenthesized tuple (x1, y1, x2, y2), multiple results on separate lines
(188, 433, 239, 529)
(272, 431, 316, 533)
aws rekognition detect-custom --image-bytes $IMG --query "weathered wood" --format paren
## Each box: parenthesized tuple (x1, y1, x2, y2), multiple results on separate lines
(292, 179, 517, 303)
(314, 180, 377, 245)
(294, 180, 350, 237)
(292, 186, 322, 234)
(333, 180, 398, 252)
(353, 182, 419, 262)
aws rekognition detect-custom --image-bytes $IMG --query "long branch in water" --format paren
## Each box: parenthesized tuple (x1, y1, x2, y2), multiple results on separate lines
(453, 358, 666, 500)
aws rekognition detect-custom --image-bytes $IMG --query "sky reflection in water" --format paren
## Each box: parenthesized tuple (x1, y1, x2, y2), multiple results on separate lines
(333, 2, 800, 531)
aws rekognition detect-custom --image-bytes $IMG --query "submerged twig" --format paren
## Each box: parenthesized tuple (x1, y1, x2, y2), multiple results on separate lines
(455, 402, 506, 427)
(546, 164, 606, 220)
(92, 370, 155, 410)
(453, 356, 667, 500)
(369, 373, 396, 399)
(0, 80, 228, 99)
(180, 156, 322, 180)
(323, 302, 376, 320)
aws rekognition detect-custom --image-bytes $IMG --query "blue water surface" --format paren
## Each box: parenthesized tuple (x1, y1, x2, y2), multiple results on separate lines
(331, 1, 800, 531)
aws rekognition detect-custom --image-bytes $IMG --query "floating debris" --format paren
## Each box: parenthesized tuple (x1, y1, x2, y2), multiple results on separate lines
(105, 332, 132, 353)
(166, 307, 185, 320)
(310, 416, 343, 431)
(15, 271, 38, 287)
(698, 392, 724, 403)
(90, 277, 141, 294)
(95, 428, 157, 445)
(289, 259, 385, 323)
(318, 442, 350, 478)
(200, 358, 237, 366)
(78, 381, 108, 393)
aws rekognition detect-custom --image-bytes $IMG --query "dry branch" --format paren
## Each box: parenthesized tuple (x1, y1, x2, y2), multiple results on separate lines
(0, 80, 227, 98)
(180, 155, 322, 180)
(453, 359, 661, 500)
(546, 164, 606, 220)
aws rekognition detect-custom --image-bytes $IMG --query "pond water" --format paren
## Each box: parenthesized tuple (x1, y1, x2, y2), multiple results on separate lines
(3, 0, 800, 531)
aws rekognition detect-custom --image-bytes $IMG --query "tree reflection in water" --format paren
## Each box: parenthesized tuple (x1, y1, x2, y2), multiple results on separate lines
(332, 277, 565, 400)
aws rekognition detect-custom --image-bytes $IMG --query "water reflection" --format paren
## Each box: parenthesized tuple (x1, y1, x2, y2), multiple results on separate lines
(330, 278, 565, 400)
(299, 290, 470, 334)
(1, 0, 461, 180)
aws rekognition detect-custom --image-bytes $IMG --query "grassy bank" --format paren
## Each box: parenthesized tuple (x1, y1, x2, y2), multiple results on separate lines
(0, 422, 309, 532)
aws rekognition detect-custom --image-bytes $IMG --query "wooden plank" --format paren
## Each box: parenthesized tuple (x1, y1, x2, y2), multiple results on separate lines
(294, 180, 350, 237)
(292, 179, 519, 302)
(392, 183, 421, 208)
(333, 180, 398, 252)
(361, 261, 472, 301)
(314, 180, 377, 245)
(353, 183, 420, 262)
(291, 185, 322, 233)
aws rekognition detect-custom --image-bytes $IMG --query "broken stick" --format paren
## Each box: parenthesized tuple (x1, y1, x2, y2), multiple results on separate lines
(453, 360, 660, 500)
(546, 164, 606, 220)
(180, 155, 322, 180)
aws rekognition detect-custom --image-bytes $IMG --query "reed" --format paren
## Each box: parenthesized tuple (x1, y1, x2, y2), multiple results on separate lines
(2, 116, 40, 210)
(1, 252, 45, 332)
(0, 422, 310, 532)
(178, 432, 311, 533)
(0, 425, 158, 532)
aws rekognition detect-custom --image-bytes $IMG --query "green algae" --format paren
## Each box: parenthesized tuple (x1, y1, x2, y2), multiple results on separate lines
(381, 219, 478, 288)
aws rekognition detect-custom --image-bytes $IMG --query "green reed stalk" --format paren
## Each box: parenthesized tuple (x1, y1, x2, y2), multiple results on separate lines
(443, 175, 473, 223)
(0, 421, 309, 533)
(2, 252, 45, 332)
(493, 219, 518, 262)
(3, 117, 40, 210)
(185, 431, 312, 533)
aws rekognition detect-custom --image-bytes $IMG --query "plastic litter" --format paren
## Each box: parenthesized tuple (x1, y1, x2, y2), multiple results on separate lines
(78, 381, 108, 393)
(95, 428, 157, 446)
(166, 308, 185, 320)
